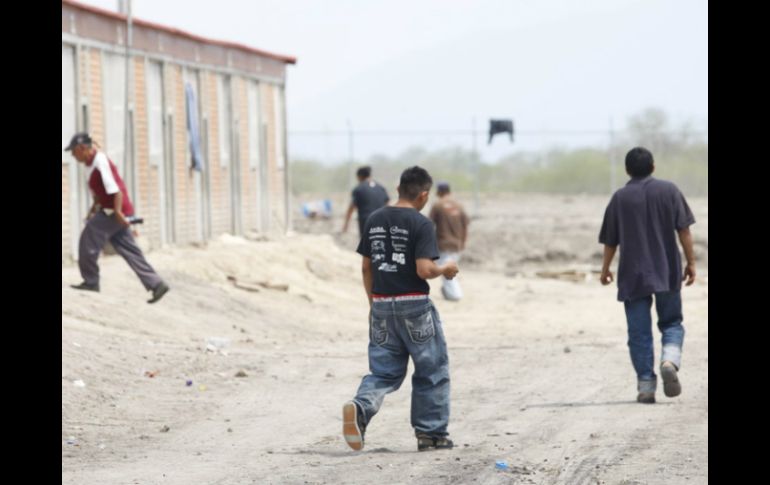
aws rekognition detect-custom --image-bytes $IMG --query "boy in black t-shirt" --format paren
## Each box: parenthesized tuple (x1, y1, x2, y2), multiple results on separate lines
(342, 166, 459, 452)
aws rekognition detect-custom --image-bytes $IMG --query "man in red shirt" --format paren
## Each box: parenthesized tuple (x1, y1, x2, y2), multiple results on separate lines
(65, 132, 169, 303)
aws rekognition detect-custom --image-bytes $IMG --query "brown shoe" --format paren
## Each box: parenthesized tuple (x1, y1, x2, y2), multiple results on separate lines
(342, 401, 365, 451)
(661, 361, 682, 397)
(637, 392, 656, 404)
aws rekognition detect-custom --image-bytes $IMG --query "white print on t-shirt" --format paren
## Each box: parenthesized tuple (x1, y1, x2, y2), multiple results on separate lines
(372, 253, 385, 262)
(392, 253, 405, 265)
(377, 263, 398, 272)
(392, 242, 407, 252)
(371, 240, 386, 252)
(390, 226, 409, 236)
(369, 226, 386, 234)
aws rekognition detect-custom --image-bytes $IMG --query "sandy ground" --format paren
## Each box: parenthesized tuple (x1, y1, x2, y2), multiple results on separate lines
(62, 194, 708, 485)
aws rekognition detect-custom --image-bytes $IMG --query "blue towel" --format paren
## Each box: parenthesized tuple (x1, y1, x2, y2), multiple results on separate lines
(185, 83, 203, 171)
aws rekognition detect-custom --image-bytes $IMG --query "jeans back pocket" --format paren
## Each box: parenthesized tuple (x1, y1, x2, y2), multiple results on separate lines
(404, 310, 436, 344)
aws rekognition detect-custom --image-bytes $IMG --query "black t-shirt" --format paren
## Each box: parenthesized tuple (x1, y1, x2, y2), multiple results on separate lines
(356, 206, 439, 295)
(352, 180, 390, 223)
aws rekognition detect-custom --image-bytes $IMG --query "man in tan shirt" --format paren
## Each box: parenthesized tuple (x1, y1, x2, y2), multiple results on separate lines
(429, 182, 469, 301)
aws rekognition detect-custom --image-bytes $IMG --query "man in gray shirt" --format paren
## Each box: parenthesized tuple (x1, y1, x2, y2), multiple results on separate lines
(599, 147, 697, 404)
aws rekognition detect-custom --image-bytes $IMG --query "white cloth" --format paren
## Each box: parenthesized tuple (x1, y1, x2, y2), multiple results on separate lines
(438, 252, 463, 301)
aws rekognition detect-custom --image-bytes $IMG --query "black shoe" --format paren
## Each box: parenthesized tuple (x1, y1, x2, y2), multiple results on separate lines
(71, 282, 99, 292)
(417, 433, 454, 451)
(343, 401, 366, 451)
(147, 282, 170, 304)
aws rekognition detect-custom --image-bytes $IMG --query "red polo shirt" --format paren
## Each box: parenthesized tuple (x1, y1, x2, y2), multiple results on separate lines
(85, 151, 134, 216)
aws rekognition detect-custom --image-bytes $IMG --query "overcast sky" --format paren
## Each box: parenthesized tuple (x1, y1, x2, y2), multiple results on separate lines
(72, 0, 708, 163)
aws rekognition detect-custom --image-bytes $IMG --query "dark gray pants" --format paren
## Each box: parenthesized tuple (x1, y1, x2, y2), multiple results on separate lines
(78, 211, 162, 290)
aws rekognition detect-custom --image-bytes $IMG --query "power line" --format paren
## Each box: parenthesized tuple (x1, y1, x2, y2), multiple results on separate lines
(289, 129, 708, 137)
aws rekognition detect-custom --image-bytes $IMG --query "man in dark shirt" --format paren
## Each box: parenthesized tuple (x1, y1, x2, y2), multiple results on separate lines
(342, 166, 459, 452)
(599, 147, 697, 404)
(342, 166, 390, 236)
